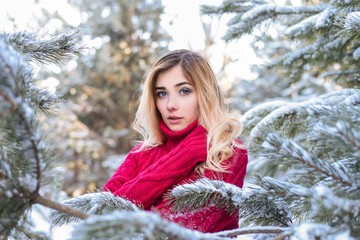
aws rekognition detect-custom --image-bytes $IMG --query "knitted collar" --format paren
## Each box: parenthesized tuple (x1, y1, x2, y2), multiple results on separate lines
(159, 120, 199, 149)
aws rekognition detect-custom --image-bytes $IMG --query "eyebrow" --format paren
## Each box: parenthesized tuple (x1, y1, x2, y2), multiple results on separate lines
(155, 81, 192, 90)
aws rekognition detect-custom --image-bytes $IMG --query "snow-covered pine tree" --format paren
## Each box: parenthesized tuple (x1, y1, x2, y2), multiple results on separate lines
(165, 0, 360, 239)
(0, 29, 90, 238)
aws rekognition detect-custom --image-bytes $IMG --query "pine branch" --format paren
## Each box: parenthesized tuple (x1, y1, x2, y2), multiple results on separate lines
(310, 185, 360, 221)
(169, 178, 293, 227)
(168, 178, 242, 214)
(292, 222, 353, 239)
(213, 226, 289, 238)
(313, 120, 360, 158)
(72, 210, 216, 240)
(241, 100, 289, 137)
(71, 209, 292, 239)
(240, 182, 293, 227)
(321, 69, 360, 79)
(224, 4, 327, 39)
(0, 190, 88, 237)
(285, 7, 336, 38)
(256, 176, 310, 198)
(30, 192, 89, 221)
(1, 29, 84, 65)
(254, 171, 360, 226)
(29, 86, 60, 115)
(50, 192, 140, 226)
(201, 0, 256, 15)
(0, 28, 84, 236)
(0, 37, 43, 193)
(333, 0, 360, 9)
(336, 11, 360, 40)
(244, 89, 359, 156)
(261, 133, 356, 188)
(272, 35, 350, 68)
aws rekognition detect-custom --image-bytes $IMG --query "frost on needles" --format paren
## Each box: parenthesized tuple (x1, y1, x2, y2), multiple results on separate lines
(0, 29, 83, 238)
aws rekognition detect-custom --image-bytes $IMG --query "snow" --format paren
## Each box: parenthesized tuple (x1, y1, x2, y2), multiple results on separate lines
(294, 222, 353, 240)
(286, 7, 335, 37)
(353, 46, 360, 60)
(30, 204, 74, 240)
(344, 12, 360, 30)
(71, 210, 205, 239)
(24, 173, 38, 192)
(315, 8, 335, 28)
(0, 161, 12, 178)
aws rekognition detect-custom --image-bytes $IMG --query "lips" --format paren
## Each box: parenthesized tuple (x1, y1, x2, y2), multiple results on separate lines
(167, 116, 182, 125)
(168, 116, 181, 120)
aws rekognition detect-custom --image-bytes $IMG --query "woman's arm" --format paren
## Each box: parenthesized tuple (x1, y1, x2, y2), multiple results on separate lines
(103, 144, 143, 193)
(110, 125, 208, 209)
(164, 148, 248, 233)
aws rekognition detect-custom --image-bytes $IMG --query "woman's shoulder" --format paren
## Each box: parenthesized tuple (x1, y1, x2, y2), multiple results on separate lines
(232, 142, 248, 166)
(218, 144, 248, 183)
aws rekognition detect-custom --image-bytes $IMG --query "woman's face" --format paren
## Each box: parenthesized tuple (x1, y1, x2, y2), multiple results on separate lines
(155, 65, 199, 132)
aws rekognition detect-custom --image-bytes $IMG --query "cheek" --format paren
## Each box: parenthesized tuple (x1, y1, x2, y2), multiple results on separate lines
(188, 98, 199, 115)
(156, 100, 164, 115)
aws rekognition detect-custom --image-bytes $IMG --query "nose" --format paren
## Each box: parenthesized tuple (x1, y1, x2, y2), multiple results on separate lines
(166, 95, 178, 111)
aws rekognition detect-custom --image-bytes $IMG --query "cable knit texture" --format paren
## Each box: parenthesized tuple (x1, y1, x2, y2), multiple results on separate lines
(103, 120, 248, 233)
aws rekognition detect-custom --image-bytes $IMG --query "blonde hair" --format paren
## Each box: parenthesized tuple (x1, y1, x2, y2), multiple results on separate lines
(133, 49, 244, 173)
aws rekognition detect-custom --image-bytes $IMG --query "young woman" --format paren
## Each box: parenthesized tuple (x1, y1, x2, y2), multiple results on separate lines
(103, 49, 248, 233)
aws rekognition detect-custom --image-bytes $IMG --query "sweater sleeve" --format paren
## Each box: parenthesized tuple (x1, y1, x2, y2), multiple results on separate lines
(162, 147, 248, 233)
(111, 125, 207, 209)
(103, 144, 142, 193)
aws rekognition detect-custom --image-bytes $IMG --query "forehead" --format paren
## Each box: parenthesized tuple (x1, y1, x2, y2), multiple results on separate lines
(156, 65, 190, 87)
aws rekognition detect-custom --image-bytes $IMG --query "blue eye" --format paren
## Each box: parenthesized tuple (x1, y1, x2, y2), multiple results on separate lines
(156, 91, 167, 98)
(180, 88, 191, 95)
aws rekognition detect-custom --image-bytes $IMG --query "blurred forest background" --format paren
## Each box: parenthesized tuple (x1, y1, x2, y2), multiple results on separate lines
(1, 0, 359, 239)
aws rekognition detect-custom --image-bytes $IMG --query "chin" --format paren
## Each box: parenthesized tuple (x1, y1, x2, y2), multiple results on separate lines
(169, 125, 185, 132)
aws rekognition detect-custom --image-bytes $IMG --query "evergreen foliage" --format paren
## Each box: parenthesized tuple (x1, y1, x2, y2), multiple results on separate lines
(50, 192, 140, 227)
(0, 29, 84, 238)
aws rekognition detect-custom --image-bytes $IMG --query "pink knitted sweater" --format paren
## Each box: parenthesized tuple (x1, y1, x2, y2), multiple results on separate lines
(103, 120, 248, 233)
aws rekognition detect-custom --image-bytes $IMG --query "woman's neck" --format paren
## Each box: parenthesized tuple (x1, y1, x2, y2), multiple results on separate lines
(160, 120, 199, 149)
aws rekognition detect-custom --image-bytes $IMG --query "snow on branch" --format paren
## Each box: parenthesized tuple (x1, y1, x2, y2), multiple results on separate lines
(286, 7, 336, 37)
(262, 132, 356, 188)
(0, 28, 85, 237)
(72, 210, 214, 240)
(321, 69, 360, 81)
(0, 36, 43, 193)
(0, 38, 32, 102)
(340, 11, 360, 40)
(242, 100, 289, 137)
(29, 86, 60, 115)
(224, 4, 327, 39)
(1, 29, 83, 65)
(311, 185, 360, 221)
(50, 192, 140, 227)
(245, 89, 358, 153)
(168, 178, 243, 214)
(213, 225, 289, 239)
(200, 0, 254, 15)
(273, 34, 349, 68)
(253, 175, 360, 233)
(293, 222, 353, 240)
(257, 176, 310, 198)
(313, 120, 360, 159)
(73, 208, 292, 239)
(169, 178, 293, 227)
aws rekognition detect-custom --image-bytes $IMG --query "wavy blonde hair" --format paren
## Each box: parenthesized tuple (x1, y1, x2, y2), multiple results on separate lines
(133, 49, 244, 173)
